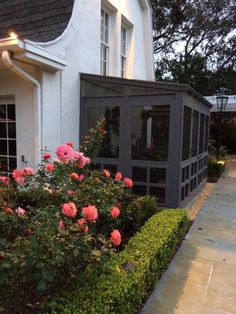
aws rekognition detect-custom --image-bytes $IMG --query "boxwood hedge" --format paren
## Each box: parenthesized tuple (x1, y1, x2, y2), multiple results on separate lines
(44, 209, 188, 314)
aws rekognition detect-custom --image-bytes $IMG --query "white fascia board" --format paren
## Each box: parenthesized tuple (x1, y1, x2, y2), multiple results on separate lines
(0, 37, 67, 71)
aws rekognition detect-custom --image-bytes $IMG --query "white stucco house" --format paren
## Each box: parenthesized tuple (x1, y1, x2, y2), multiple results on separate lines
(0, 0, 211, 208)
(0, 0, 154, 172)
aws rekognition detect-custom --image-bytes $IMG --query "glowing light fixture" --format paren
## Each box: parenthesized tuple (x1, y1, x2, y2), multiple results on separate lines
(9, 32, 18, 39)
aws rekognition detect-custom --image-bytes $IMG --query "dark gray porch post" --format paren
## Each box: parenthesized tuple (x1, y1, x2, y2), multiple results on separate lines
(166, 93, 183, 208)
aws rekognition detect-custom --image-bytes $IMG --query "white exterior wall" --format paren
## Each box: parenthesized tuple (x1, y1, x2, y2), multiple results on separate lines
(0, 0, 154, 168)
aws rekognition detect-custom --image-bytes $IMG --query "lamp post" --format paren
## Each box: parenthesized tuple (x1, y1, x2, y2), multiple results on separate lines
(214, 90, 229, 159)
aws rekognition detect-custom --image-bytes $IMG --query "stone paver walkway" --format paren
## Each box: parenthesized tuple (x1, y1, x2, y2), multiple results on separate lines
(142, 167, 236, 314)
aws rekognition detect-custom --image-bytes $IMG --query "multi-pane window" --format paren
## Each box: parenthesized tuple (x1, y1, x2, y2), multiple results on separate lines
(121, 26, 127, 78)
(101, 9, 109, 75)
(0, 104, 17, 174)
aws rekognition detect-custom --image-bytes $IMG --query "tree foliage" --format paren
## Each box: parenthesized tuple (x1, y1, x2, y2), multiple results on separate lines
(151, 0, 236, 94)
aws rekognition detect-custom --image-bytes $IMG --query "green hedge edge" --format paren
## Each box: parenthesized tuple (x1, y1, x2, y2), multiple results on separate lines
(43, 209, 189, 314)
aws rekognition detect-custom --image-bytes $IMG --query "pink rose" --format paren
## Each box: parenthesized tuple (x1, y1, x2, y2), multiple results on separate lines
(82, 205, 98, 222)
(0, 176, 10, 186)
(62, 202, 77, 218)
(55, 144, 75, 163)
(73, 151, 80, 161)
(71, 172, 79, 180)
(45, 163, 55, 172)
(12, 169, 25, 179)
(15, 207, 25, 217)
(66, 141, 74, 148)
(115, 172, 122, 181)
(59, 220, 65, 230)
(75, 152, 90, 168)
(111, 206, 120, 218)
(42, 153, 51, 160)
(77, 218, 89, 233)
(15, 177, 25, 185)
(24, 167, 34, 176)
(78, 174, 85, 182)
(67, 190, 75, 195)
(103, 169, 110, 178)
(124, 177, 133, 188)
(110, 230, 121, 246)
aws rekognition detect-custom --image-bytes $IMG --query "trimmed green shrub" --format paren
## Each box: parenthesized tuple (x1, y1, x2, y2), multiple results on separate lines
(208, 155, 225, 179)
(44, 209, 188, 314)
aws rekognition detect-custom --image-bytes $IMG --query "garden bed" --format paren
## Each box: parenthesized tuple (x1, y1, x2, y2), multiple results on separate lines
(44, 209, 188, 314)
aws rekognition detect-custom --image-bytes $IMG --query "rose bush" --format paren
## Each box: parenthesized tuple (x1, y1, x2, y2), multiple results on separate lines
(0, 120, 135, 312)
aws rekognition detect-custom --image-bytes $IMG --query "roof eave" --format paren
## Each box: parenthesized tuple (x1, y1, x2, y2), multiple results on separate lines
(0, 37, 67, 72)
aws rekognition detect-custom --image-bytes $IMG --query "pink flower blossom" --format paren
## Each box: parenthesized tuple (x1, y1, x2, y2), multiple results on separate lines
(103, 169, 110, 178)
(45, 163, 55, 172)
(62, 202, 77, 218)
(111, 206, 120, 218)
(0, 176, 10, 186)
(77, 218, 89, 233)
(55, 144, 75, 163)
(12, 169, 25, 179)
(78, 174, 85, 182)
(82, 205, 98, 222)
(15, 207, 25, 217)
(84, 226, 89, 233)
(110, 230, 121, 246)
(75, 152, 90, 168)
(59, 220, 65, 230)
(115, 172, 122, 181)
(67, 190, 75, 195)
(15, 176, 25, 185)
(124, 177, 133, 188)
(73, 151, 80, 161)
(71, 172, 79, 181)
(42, 153, 51, 160)
(65, 141, 74, 148)
(24, 167, 34, 176)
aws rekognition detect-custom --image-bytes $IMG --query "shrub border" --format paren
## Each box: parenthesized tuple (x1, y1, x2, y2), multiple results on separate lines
(44, 209, 189, 314)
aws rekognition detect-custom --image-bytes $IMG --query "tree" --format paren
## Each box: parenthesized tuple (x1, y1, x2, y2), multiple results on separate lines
(151, 0, 236, 95)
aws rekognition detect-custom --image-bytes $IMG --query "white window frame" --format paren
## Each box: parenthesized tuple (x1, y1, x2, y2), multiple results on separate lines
(121, 25, 127, 78)
(100, 8, 110, 76)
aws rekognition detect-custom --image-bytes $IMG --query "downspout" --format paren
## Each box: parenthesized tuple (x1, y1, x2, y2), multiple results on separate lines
(2, 50, 42, 167)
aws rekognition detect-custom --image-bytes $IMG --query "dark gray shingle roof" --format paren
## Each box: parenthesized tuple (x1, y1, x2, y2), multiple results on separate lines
(0, 0, 75, 42)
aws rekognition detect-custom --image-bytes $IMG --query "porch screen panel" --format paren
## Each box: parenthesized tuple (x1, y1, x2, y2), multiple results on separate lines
(191, 110, 199, 156)
(87, 106, 119, 158)
(199, 113, 205, 154)
(204, 116, 209, 152)
(0, 104, 17, 173)
(132, 105, 170, 161)
(182, 106, 191, 161)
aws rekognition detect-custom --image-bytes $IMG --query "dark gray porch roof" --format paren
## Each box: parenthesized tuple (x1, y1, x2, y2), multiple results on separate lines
(80, 73, 212, 108)
(0, 0, 75, 42)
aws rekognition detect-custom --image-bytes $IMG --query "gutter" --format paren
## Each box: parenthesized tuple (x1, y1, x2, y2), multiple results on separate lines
(2, 50, 42, 166)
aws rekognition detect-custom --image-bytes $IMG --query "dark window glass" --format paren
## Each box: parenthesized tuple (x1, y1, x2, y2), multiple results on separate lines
(103, 164, 117, 173)
(132, 167, 147, 182)
(0, 157, 8, 172)
(87, 106, 119, 158)
(191, 111, 199, 156)
(0, 140, 7, 155)
(150, 187, 165, 204)
(0, 123, 7, 138)
(9, 157, 17, 172)
(204, 116, 209, 152)
(7, 105, 15, 121)
(8, 123, 16, 138)
(0, 105, 6, 121)
(132, 105, 170, 161)
(182, 106, 191, 161)
(182, 168, 185, 183)
(150, 168, 166, 184)
(185, 166, 189, 180)
(8, 140, 16, 156)
(181, 186, 185, 201)
(132, 185, 146, 196)
(199, 114, 205, 154)
(185, 184, 188, 197)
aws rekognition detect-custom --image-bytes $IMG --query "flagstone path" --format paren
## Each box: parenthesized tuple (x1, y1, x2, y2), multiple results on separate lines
(142, 166, 236, 314)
